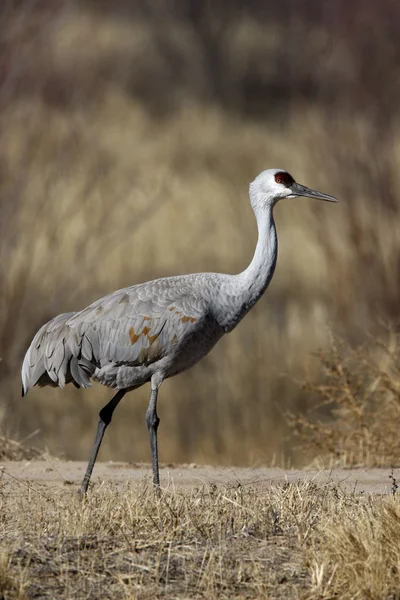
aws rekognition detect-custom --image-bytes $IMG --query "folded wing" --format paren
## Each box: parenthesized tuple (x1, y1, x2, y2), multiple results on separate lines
(21, 278, 208, 395)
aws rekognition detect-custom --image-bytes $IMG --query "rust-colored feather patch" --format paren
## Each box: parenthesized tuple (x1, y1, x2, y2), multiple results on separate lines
(129, 326, 140, 344)
(181, 316, 197, 324)
(129, 324, 160, 346)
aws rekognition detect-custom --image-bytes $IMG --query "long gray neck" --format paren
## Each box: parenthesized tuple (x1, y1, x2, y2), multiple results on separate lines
(214, 204, 277, 332)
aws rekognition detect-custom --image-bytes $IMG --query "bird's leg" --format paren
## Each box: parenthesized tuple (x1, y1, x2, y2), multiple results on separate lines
(79, 389, 125, 497)
(146, 373, 164, 487)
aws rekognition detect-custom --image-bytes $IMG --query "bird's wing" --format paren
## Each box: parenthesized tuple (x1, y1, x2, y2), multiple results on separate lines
(66, 280, 208, 368)
(22, 277, 209, 393)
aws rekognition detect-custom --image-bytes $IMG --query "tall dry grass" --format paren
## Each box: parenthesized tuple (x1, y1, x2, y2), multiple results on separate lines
(1, 0, 400, 466)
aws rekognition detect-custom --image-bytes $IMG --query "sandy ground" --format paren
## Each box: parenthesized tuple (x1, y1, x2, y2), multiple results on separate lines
(1, 460, 398, 495)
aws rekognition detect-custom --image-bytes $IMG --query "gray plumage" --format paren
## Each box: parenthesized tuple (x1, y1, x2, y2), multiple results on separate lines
(23, 275, 224, 392)
(21, 169, 337, 493)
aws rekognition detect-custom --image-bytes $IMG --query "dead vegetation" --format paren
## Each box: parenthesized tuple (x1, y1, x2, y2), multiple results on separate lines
(288, 329, 400, 467)
(1, 3, 400, 597)
(1, 472, 400, 599)
(2, 1, 400, 467)
(0, 432, 43, 462)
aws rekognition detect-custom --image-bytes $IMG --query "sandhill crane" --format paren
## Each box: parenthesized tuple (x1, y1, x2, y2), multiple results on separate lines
(21, 169, 337, 494)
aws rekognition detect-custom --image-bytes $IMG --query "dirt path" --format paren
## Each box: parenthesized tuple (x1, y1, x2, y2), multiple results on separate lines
(1, 460, 398, 494)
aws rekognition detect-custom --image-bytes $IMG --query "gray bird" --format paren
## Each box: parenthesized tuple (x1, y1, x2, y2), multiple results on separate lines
(21, 169, 337, 494)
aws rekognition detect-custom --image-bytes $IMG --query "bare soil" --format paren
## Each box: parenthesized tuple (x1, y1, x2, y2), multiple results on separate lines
(1, 460, 396, 495)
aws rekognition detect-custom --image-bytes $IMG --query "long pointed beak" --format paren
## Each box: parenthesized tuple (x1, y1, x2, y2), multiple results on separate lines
(291, 182, 338, 203)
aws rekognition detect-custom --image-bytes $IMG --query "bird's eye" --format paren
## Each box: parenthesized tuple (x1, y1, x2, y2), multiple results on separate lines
(274, 172, 295, 187)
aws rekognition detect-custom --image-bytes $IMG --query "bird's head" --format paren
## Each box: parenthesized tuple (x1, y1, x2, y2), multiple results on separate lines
(249, 169, 338, 209)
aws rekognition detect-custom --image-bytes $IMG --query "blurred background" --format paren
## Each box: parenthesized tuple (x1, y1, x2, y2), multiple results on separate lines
(1, 0, 400, 467)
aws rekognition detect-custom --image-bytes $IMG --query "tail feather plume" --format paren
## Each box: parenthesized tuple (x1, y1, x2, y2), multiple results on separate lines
(21, 312, 95, 395)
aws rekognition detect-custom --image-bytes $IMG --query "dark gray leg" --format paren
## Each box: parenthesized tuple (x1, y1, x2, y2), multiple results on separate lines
(79, 389, 125, 496)
(146, 374, 163, 486)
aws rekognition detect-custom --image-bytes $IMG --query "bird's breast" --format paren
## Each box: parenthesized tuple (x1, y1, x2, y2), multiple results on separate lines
(165, 315, 224, 377)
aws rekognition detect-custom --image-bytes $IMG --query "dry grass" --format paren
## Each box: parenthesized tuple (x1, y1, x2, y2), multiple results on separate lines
(0, 1, 339, 467)
(1, 1, 400, 468)
(1, 471, 400, 599)
(288, 329, 400, 467)
(2, 4, 400, 597)
(308, 487, 400, 599)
